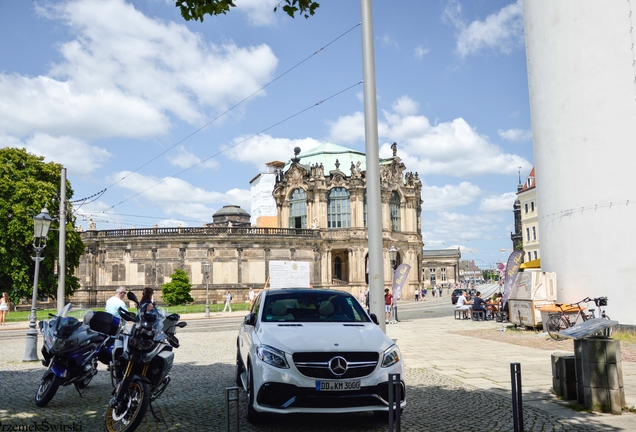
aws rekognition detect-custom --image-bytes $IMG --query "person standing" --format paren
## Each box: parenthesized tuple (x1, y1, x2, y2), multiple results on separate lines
(105, 287, 128, 317)
(223, 291, 233, 312)
(0, 292, 10, 325)
(139, 287, 155, 311)
(248, 288, 255, 310)
(384, 288, 393, 324)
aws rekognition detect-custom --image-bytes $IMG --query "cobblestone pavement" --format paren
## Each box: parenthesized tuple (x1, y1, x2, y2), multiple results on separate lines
(0, 326, 626, 432)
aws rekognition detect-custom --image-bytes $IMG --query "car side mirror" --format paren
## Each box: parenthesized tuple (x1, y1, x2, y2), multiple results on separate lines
(244, 313, 256, 326)
(369, 313, 379, 325)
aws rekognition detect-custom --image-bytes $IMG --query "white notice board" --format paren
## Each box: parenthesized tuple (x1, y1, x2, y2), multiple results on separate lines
(269, 261, 310, 289)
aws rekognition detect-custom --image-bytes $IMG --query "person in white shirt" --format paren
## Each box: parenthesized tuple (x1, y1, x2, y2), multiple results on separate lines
(223, 291, 233, 312)
(455, 291, 472, 319)
(106, 287, 128, 317)
(248, 288, 255, 310)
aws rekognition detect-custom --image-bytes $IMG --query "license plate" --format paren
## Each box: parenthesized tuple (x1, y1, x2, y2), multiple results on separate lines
(316, 380, 361, 391)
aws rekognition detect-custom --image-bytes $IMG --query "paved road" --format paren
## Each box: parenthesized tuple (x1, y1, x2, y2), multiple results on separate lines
(0, 292, 631, 431)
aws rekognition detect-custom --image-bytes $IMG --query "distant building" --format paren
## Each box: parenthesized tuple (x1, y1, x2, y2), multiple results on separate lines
(422, 249, 461, 286)
(510, 172, 523, 250)
(459, 260, 482, 283)
(518, 168, 539, 262)
(74, 143, 424, 306)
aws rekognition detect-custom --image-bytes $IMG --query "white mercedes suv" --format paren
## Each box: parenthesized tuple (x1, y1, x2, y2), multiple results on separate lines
(236, 288, 405, 422)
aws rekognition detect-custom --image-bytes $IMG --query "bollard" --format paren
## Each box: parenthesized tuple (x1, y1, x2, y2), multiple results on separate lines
(388, 373, 401, 432)
(225, 386, 240, 432)
(510, 363, 524, 432)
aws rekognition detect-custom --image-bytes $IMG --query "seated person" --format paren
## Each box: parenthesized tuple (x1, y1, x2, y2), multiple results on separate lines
(472, 291, 488, 318)
(455, 291, 472, 319)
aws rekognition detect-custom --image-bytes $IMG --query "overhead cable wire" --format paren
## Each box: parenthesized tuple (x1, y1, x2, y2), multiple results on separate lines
(100, 80, 362, 214)
(105, 22, 361, 191)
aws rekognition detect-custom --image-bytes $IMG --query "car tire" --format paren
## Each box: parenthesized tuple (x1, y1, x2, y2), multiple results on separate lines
(245, 363, 270, 423)
(235, 346, 244, 388)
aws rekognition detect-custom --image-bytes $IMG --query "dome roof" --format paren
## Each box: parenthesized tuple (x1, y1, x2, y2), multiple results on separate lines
(213, 205, 249, 217)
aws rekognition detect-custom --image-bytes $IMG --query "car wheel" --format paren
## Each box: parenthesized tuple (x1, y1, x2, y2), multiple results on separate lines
(235, 346, 244, 388)
(245, 363, 269, 423)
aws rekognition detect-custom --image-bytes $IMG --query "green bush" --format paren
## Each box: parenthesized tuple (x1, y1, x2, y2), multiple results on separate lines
(161, 268, 194, 306)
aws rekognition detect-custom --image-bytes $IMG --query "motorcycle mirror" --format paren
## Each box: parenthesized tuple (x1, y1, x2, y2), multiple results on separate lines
(177, 322, 187, 328)
(127, 291, 139, 305)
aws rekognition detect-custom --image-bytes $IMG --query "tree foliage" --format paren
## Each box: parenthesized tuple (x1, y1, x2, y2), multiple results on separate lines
(176, 0, 319, 22)
(0, 148, 85, 303)
(161, 268, 194, 306)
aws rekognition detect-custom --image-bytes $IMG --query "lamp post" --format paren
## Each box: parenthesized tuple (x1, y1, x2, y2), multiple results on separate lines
(203, 262, 210, 317)
(388, 245, 398, 323)
(23, 208, 53, 361)
(388, 245, 398, 275)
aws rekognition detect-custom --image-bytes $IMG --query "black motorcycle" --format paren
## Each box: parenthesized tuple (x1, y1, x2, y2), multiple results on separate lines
(105, 292, 186, 432)
(35, 304, 122, 407)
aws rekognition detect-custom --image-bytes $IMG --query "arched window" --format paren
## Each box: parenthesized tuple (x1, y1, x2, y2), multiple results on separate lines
(289, 188, 307, 229)
(327, 187, 351, 228)
(390, 191, 401, 232)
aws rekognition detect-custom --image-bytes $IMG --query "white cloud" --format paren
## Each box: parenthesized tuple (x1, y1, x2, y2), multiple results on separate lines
(0, 0, 279, 143)
(329, 95, 531, 176)
(328, 111, 389, 144)
(414, 46, 430, 59)
(422, 182, 481, 211)
(0, 133, 111, 176)
(479, 192, 517, 212)
(392, 95, 419, 117)
(168, 146, 219, 170)
(443, 0, 524, 57)
(380, 33, 399, 49)
(422, 211, 504, 243)
(108, 171, 249, 220)
(222, 134, 322, 169)
(498, 128, 532, 142)
(237, 0, 280, 26)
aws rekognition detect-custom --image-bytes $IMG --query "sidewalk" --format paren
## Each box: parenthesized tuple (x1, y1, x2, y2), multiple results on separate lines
(386, 301, 636, 430)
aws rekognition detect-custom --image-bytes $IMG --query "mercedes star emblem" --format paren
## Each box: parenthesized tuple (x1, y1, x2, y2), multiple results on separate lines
(329, 356, 348, 376)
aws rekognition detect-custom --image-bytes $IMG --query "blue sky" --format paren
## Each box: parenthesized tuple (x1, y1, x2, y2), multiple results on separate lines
(0, 0, 533, 268)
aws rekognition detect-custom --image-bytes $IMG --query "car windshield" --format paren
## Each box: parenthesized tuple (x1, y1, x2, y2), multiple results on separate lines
(262, 291, 370, 323)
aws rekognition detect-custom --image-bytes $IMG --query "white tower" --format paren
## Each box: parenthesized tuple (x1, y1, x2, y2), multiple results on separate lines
(523, 0, 636, 325)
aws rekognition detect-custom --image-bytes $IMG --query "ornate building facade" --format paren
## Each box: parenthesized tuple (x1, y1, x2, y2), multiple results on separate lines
(74, 143, 424, 306)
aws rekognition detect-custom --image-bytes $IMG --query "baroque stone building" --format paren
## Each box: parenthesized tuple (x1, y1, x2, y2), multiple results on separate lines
(74, 143, 424, 306)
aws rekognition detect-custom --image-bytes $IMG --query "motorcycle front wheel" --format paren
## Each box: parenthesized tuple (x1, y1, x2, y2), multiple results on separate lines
(104, 379, 150, 432)
(35, 373, 62, 407)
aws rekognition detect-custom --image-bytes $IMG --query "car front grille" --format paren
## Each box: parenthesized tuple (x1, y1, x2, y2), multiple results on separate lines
(292, 351, 379, 379)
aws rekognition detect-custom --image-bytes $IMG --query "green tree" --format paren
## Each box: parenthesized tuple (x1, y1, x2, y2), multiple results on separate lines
(161, 268, 194, 306)
(176, 0, 319, 22)
(0, 148, 85, 303)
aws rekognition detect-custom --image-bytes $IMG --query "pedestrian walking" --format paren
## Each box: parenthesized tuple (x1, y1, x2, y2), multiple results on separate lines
(415, 289, 420, 302)
(105, 286, 128, 318)
(0, 292, 10, 325)
(248, 288, 255, 310)
(223, 291, 233, 312)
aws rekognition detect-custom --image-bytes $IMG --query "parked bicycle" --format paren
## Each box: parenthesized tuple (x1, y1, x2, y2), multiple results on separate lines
(546, 297, 611, 341)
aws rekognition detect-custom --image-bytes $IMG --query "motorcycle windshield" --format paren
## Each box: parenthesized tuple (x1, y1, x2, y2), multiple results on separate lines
(136, 303, 167, 343)
(55, 303, 81, 338)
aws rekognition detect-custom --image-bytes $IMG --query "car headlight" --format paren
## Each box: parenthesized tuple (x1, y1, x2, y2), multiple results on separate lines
(381, 344, 401, 368)
(256, 345, 289, 369)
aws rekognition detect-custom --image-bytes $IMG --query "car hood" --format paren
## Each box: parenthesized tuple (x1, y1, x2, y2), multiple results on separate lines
(256, 322, 395, 354)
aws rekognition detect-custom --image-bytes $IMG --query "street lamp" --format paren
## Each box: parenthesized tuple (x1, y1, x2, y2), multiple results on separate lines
(23, 208, 53, 361)
(388, 245, 398, 273)
(203, 262, 210, 317)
